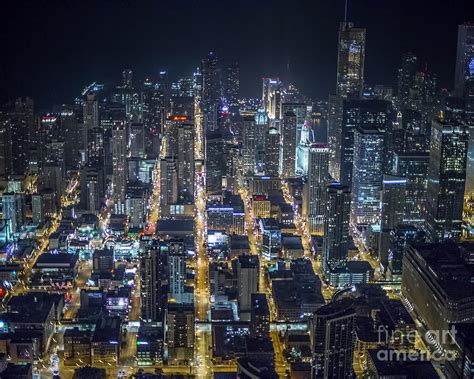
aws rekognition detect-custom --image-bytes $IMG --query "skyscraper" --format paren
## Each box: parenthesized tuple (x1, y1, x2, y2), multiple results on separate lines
(177, 122, 194, 201)
(393, 151, 429, 227)
(83, 93, 99, 162)
(201, 52, 221, 132)
(426, 119, 469, 242)
(262, 78, 281, 115)
(128, 123, 145, 158)
(397, 52, 418, 108)
(454, 24, 474, 97)
(264, 126, 280, 177)
(112, 120, 127, 213)
(351, 126, 385, 226)
(242, 115, 257, 176)
(206, 131, 225, 196)
(336, 22, 366, 98)
(309, 299, 356, 379)
(304, 144, 329, 235)
(2, 192, 25, 233)
(160, 157, 178, 208)
(323, 183, 351, 274)
(167, 241, 188, 303)
(225, 62, 240, 107)
(379, 175, 407, 269)
(280, 110, 297, 178)
(235, 255, 259, 320)
(140, 238, 168, 324)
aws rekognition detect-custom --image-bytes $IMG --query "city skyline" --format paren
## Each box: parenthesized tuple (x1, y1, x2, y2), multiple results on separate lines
(1, 0, 473, 108)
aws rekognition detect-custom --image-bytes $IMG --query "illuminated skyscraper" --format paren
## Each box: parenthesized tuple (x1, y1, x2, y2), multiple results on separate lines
(323, 183, 351, 273)
(225, 62, 240, 107)
(279, 110, 297, 178)
(112, 120, 127, 213)
(201, 52, 221, 132)
(351, 126, 385, 226)
(167, 240, 188, 303)
(397, 53, 418, 108)
(336, 22, 366, 98)
(206, 131, 225, 195)
(379, 175, 407, 269)
(262, 78, 281, 115)
(160, 157, 178, 209)
(426, 119, 469, 242)
(340, 99, 389, 186)
(177, 122, 194, 201)
(309, 299, 356, 379)
(83, 93, 99, 163)
(140, 238, 168, 324)
(454, 24, 474, 97)
(264, 126, 280, 177)
(304, 144, 329, 235)
(128, 123, 145, 159)
(242, 115, 257, 176)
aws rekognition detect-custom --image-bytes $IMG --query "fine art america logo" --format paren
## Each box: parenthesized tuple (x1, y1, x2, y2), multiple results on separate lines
(376, 325, 458, 362)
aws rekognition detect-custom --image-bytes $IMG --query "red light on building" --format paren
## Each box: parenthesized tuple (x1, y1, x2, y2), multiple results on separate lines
(0, 288, 6, 298)
(254, 196, 266, 201)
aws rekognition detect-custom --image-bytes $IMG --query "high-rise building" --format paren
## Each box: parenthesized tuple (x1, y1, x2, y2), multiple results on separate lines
(201, 52, 221, 132)
(177, 122, 194, 201)
(379, 175, 407, 269)
(128, 123, 145, 158)
(262, 78, 281, 114)
(426, 119, 469, 242)
(264, 126, 280, 177)
(336, 22, 366, 98)
(402, 242, 474, 337)
(0, 98, 35, 177)
(80, 165, 105, 214)
(140, 238, 168, 324)
(351, 126, 385, 226)
(225, 62, 240, 107)
(454, 24, 474, 97)
(112, 120, 127, 213)
(323, 183, 351, 274)
(31, 193, 44, 225)
(235, 255, 259, 319)
(2, 192, 24, 233)
(242, 115, 257, 176)
(304, 144, 329, 235)
(393, 152, 429, 227)
(206, 131, 225, 196)
(250, 293, 270, 338)
(166, 303, 194, 362)
(309, 299, 356, 379)
(397, 52, 418, 108)
(280, 110, 297, 178)
(83, 93, 99, 162)
(87, 127, 104, 166)
(167, 241, 188, 303)
(327, 95, 344, 181)
(160, 157, 178, 208)
(340, 99, 388, 186)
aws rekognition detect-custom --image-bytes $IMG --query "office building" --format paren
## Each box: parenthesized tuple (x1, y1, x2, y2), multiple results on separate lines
(309, 299, 356, 379)
(336, 22, 366, 98)
(31, 193, 44, 225)
(242, 115, 257, 176)
(206, 131, 225, 195)
(2, 193, 24, 233)
(426, 119, 468, 242)
(402, 242, 474, 337)
(250, 294, 270, 338)
(177, 122, 194, 201)
(304, 144, 329, 235)
(264, 126, 280, 177)
(112, 120, 127, 213)
(225, 62, 239, 107)
(323, 183, 351, 274)
(351, 126, 384, 226)
(167, 240, 188, 303)
(235, 255, 259, 319)
(140, 239, 168, 324)
(379, 176, 407, 269)
(166, 303, 194, 363)
(393, 152, 429, 227)
(280, 110, 297, 178)
(339, 99, 388, 186)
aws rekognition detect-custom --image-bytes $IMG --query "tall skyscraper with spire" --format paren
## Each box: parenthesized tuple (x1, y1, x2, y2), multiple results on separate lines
(336, 20, 366, 98)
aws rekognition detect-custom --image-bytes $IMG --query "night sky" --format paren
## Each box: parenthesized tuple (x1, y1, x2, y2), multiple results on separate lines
(1, 0, 474, 108)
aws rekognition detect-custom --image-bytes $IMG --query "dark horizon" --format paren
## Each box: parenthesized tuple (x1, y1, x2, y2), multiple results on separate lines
(1, 0, 474, 109)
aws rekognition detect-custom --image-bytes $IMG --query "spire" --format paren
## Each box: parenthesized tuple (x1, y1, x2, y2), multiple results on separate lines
(344, 0, 349, 22)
